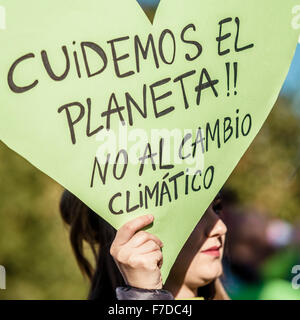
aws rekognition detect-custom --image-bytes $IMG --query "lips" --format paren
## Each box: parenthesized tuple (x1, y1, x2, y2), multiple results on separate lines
(201, 245, 221, 257)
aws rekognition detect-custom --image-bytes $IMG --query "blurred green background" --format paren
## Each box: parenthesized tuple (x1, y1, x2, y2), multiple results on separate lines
(0, 147, 89, 299)
(0, 4, 300, 299)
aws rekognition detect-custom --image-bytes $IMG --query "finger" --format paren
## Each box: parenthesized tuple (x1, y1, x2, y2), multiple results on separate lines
(143, 250, 163, 270)
(132, 240, 161, 255)
(158, 255, 163, 269)
(112, 238, 161, 265)
(126, 231, 163, 248)
(113, 215, 154, 247)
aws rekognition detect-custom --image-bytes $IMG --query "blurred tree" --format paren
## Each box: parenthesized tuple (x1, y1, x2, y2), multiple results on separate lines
(0, 144, 89, 299)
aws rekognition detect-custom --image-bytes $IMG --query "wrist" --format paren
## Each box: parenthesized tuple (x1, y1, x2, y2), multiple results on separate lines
(116, 285, 174, 300)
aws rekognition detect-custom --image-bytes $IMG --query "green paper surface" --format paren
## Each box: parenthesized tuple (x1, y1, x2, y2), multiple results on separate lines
(0, 0, 298, 282)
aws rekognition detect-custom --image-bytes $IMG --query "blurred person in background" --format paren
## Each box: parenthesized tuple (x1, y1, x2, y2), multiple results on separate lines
(60, 190, 230, 300)
(221, 189, 300, 299)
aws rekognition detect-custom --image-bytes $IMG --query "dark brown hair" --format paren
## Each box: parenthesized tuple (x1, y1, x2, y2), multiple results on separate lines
(60, 190, 125, 300)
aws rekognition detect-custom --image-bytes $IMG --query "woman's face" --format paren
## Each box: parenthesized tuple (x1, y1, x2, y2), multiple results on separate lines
(168, 198, 227, 289)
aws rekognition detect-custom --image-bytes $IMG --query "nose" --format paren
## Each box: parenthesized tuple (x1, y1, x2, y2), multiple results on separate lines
(206, 216, 227, 238)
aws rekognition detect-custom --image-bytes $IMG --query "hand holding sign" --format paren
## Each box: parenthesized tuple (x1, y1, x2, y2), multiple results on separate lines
(0, 0, 298, 281)
(110, 214, 164, 290)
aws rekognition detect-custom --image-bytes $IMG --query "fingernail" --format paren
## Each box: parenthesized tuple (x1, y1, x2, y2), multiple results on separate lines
(148, 214, 154, 221)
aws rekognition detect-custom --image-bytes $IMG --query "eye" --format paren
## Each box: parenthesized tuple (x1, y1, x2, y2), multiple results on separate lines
(212, 199, 223, 215)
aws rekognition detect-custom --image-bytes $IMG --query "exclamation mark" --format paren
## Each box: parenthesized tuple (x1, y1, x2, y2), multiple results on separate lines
(226, 62, 230, 97)
(225, 62, 238, 97)
(234, 62, 238, 95)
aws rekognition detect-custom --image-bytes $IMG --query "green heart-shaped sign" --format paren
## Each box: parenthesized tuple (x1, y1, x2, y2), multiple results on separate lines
(0, 0, 298, 281)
